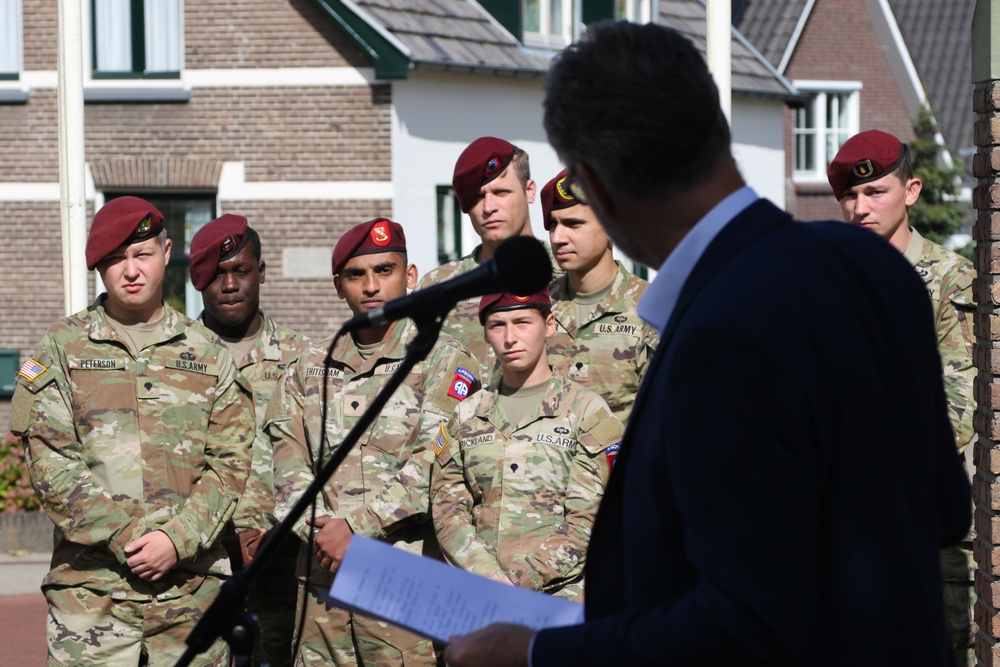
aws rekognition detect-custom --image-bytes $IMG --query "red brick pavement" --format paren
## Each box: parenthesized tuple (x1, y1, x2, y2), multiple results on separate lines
(0, 592, 47, 667)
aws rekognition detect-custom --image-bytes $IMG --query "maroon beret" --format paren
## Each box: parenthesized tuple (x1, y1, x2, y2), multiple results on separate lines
(452, 137, 515, 213)
(332, 218, 407, 276)
(540, 169, 581, 231)
(479, 288, 551, 325)
(827, 130, 906, 199)
(86, 196, 164, 270)
(189, 214, 251, 291)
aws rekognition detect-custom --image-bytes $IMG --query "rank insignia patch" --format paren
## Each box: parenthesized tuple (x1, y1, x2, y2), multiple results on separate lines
(434, 423, 449, 457)
(447, 367, 476, 401)
(18, 358, 47, 381)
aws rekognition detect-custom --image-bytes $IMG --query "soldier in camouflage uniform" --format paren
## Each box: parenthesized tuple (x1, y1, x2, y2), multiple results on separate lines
(415, 137, 559, 385)
(431, 290, 622, 600)
(10, 196, 254, 667)
(264, 218, 479, 667)
(190, 214, 309, 667)
(540, 169, 658, 433)
(830, 130, 976, 666)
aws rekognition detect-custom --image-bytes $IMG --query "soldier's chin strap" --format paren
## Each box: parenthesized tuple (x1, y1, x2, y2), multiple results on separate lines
(175, 313, 448, 667)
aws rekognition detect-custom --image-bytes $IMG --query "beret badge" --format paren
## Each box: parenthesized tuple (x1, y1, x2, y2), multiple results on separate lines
(484, 153, 501, 178)
(852, 159, 874, 179)
(371, 220, 391, 246)
(513, 294, 531, 302)
(220, 235, 237, 255)
(136, 213, 153, 237)
(556, 176, 573, 201)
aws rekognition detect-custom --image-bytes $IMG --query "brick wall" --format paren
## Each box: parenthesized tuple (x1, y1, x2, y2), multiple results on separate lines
(222, 199, 398, 341)
(782, 0, 915, 221)
(0, 0, 394, 432)
(974, 77, 1000, 667)
(185, 0, 370, 70)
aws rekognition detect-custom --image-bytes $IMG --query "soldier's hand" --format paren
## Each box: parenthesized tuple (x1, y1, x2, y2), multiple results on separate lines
(306, 516, 353, 573)
(240, 528, 268, 566)
(124, 530, 180, 581)
(445, 623, 534, 667)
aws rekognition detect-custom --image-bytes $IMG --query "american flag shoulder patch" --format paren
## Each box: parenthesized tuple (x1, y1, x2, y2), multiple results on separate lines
(18, 358, 47, 382)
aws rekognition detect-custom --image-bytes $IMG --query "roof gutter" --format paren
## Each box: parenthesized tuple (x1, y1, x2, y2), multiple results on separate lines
(310, 0, 412, 80)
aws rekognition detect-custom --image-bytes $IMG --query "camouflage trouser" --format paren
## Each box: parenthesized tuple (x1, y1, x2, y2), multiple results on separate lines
(245, 540, 299, 667)
(941, 543, 973, 667)
(44, 579, 228, 667)
(294, 582, 440, 667)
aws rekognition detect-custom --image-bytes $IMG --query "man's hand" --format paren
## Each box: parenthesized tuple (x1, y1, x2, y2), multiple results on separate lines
(239, 528, 268, 566)
(306, 516, 353, 573)
(445, 623, 535, 667)
(124, 530, 179, 581)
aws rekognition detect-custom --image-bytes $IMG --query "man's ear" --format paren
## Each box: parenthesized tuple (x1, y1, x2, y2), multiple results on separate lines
(525, 178, 537, 205)
(258, 260, 266, 284)
(904, 177, 923, 207)
(406, 263, 418, 290)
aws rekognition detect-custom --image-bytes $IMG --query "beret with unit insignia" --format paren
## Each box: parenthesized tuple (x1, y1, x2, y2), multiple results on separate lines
(452, 136, 515, 214)
(189, 214, 253, 291)
(332, 218, 407, 276)
(540, 168, 581, 231)
(827, 129, 907, 200)
(86, 196, 164, 270)
(479, 288, 551, 325)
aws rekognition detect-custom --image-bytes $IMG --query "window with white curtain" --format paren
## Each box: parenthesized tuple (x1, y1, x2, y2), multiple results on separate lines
(615, 0, 655, 22)
(0, 0, 21, 78)
(523, 0, 578, 49)
(792, 81, 862, 183)
(93, 0, 181, 77)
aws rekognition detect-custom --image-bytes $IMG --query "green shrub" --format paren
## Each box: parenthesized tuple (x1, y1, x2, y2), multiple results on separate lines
(0, 433, 41, 513)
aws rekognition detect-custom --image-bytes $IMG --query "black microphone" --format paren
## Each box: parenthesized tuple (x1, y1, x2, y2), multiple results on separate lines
(341, 236, 553, 332)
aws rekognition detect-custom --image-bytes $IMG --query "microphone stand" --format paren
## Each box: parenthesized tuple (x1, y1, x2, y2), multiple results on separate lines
(175, 313, 447, 666)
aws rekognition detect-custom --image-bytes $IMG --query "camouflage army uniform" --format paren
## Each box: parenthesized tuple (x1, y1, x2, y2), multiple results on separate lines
(903, 228, 976, 667)
(431, 374, 623, 600)
(207, 309, 307, 667)
(10, 297, 254, 667)
(547, 261, 658, 426)
(264, 318, 479, 667)
(416, 243, 561, 386)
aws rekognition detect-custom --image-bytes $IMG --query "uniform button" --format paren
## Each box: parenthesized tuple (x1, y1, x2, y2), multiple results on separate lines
(510, 463, 519, 473)
(145, 382, 153, 390)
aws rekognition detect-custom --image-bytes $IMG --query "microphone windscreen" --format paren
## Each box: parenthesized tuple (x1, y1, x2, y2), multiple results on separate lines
(493, 237, 553, 295)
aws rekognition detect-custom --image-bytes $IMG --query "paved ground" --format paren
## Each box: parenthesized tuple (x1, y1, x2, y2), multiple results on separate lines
(0, 551, 50, 667)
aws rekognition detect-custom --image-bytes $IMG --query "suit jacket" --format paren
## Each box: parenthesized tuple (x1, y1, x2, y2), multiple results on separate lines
(533, 199, 970, 665)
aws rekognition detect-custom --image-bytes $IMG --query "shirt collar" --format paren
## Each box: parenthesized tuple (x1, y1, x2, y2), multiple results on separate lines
(637, 186, 759, 334)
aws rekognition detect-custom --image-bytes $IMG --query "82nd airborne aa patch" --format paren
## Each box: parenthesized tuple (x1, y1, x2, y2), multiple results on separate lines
(447, 367, 476, 401)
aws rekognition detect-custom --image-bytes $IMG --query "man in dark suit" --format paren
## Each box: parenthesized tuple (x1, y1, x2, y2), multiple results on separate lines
(443, 20, 971, 667)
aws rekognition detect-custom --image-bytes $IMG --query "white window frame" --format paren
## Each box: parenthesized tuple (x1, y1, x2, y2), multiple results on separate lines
(83, 0, 189, 102)
(91, 0, 181, 79)
(792, 80, 862, 184)
(0, 0, 21, 78)
(615, 0, 656, 23)
(523, 0, 580, 49)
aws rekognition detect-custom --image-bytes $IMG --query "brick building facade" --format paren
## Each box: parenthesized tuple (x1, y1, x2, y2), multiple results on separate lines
(0, 0, 394, 431)
(780, 0, 915, 221)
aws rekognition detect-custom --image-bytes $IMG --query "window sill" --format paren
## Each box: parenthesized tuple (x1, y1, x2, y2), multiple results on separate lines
(84, 81, 190, 103)
(793, 178, 834, 196)
(0, 83, 29, 104)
